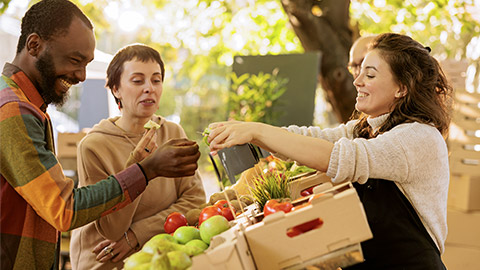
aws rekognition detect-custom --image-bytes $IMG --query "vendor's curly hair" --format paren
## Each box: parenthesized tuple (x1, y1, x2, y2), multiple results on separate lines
(352, 33, 453, 139)
(16, 0, 93, 53)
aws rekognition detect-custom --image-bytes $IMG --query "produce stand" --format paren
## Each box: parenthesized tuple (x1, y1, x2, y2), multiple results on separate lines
(192, 181, 372, 270)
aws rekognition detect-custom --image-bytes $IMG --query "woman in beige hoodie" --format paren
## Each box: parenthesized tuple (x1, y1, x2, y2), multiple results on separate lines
(69, 44, 206, 270)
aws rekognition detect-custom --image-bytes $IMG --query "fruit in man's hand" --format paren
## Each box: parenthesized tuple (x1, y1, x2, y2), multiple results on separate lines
(173, 226, 201, 244)
(164, 212, 188, 234)
(123, 251, 153, 270)
(199, 215, 230, 244)
(167, 250, 192, 270)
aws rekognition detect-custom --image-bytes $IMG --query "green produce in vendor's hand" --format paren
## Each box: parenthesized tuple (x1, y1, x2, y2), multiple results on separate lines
(202, 127, 211, 146)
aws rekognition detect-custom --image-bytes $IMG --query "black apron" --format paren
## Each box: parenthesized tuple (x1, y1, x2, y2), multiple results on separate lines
(344, 179, 446, 270)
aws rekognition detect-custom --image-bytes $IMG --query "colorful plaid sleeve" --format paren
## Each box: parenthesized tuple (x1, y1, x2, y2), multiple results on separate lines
(0, 75, 147, 232)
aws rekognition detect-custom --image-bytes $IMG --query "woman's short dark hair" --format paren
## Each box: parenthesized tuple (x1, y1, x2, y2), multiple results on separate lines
(17, 0, 93, 53)
(353, 33, 453, 138)
(105, 44, 165, 108)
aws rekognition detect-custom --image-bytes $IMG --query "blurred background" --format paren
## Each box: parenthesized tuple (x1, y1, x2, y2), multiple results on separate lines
(1, 0, 479, 193)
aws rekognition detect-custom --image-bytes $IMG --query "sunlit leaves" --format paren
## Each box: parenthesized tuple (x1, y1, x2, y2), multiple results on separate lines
(350, 0, 480, 60)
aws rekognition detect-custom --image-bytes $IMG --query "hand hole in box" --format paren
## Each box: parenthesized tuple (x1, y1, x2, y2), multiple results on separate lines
(286, 218, 324, 238)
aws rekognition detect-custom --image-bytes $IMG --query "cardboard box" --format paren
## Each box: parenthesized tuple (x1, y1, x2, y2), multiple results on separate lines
(244, 182, 372, 270)
(448, 175, 480, 211)
(289, 172, 331, 200)
(445, 209, 480, 248)
(448, 88, 480, 176)
(56, 132, 86, 158)
(191, 223, 256, 270)
(442, 244, 480, 270)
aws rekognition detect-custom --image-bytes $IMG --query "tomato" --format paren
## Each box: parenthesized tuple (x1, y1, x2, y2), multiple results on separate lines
(263, 199, 293, 217)
(213, 200, 229, 210)
(300, 186, 315, 196)
(198, 205, 222, 226)
(164, 212, 188, 234)
(221, 207, 235, 221)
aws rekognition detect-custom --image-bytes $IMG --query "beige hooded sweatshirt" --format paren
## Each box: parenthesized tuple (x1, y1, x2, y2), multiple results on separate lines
(69, 115, 206, 270)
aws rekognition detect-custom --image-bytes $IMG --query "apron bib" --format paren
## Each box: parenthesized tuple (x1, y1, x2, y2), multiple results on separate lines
(345, 179, 446, 270)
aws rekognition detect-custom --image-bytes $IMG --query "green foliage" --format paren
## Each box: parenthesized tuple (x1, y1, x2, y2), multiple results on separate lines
(250, 172, 291, 210)
(228, 69, 288, 125)
(0, 0, 12, 13)
(350, 0, 480, 59)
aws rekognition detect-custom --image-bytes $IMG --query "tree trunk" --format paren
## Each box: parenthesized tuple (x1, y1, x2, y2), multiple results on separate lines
(280, 0, 356, 123)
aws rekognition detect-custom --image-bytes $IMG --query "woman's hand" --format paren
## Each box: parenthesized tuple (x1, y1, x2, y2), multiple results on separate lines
(207, 121, 258, 152)
(92, 230, 139, 263)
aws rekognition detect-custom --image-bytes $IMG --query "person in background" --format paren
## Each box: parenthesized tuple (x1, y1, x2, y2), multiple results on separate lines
(207, 33, 451, 269)
(348, 35, 378, 79)
(0, 1, 200, 269)
(69, 44, 206, 270)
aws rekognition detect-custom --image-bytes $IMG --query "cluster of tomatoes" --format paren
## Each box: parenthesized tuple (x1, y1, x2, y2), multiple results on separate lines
(164, 200, 237, 234)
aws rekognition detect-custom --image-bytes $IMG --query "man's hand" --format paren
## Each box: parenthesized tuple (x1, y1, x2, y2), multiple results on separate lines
(139, 138, 200, 179)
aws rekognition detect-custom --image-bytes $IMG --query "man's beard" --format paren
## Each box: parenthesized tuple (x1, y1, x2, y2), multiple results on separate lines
(35, 51, 69, 106)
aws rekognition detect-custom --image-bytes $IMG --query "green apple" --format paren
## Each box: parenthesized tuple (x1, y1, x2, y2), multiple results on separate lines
(185, 239, 209, 253)
(173, 226, 201, 244)
(199, 215, 230, 244)
(123, 251, 152, 270)
(150, 233, 178, 243)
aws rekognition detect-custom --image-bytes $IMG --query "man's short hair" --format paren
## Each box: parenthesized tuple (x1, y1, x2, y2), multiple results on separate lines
(16, 0, 93, 53)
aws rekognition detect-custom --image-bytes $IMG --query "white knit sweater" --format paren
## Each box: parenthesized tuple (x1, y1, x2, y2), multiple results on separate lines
(285, 114, 449, 253)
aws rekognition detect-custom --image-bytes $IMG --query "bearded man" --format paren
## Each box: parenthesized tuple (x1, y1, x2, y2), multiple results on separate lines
(0, 1, 200, 269)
